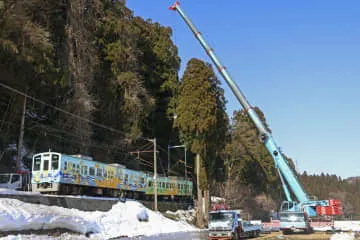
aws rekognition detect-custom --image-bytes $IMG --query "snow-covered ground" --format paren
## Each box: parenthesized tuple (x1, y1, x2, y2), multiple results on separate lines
(330, 232, 357, 240)
(0, 233, 87, 240)
(312, 221, 360, 232)
(334, 221, 360, 232)
(0, 188, 40, 196)
(0, 198, 198, 239)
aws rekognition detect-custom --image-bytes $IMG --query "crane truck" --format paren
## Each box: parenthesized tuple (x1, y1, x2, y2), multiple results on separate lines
(169, 2, 343, 234)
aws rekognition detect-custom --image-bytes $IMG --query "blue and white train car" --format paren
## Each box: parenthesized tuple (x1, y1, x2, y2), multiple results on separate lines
(32, 151, 147, 197)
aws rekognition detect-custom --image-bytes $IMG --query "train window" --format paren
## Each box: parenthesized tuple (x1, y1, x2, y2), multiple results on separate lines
(76, 165, 80, 173)
(64, 161, 67, 170)
(84, 166, 88, 175)
(148, 181, 152, 187)
(124, 174, 128, 182)
(89, 167, 95, 176)
(51, 155, 59, 170)
(104, 170, 107, 178)
(33, 156, 41, 171)
(96, 168, 102, 177)
(43, 159, 49, 171)
(140, 178, 145, 184)
(44, 154, 50, 157)
(166, 183, 170, 189)
(72, 164, 75, 171)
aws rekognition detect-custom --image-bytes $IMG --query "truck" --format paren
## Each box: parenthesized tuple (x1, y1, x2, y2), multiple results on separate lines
(169, 1, 343, 234)
(208, 210, 261, 240)
(0, 172, 31, 191)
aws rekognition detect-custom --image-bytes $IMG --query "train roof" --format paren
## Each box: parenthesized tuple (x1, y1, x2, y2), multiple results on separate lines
(109, 163, 126, 168)
(69, 154, 93, 161)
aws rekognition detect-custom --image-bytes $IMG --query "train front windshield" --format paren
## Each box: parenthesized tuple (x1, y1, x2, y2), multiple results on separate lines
(32, 153, 60, 172)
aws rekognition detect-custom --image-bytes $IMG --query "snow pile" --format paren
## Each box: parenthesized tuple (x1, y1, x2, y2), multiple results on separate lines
(0, 198, 198, 239)
(334, 221, 360, 232)
(0, 198, 100, 234)
(0, 233, 88, 240)
(0, 188, 39, 196)
(165, 209, 196, 224)
(98, 201, 197, 239)
(330, 232, 356, 240)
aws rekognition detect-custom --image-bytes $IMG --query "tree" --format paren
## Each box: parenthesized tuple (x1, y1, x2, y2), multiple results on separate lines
(175, 58, 228, 227)
(0, 0, 182, 174)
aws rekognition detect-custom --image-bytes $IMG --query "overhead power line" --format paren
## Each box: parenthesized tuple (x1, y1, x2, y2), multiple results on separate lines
(0, 82, 131, 137)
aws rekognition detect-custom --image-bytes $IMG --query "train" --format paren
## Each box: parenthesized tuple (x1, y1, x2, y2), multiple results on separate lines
(31, 151, 193, 201)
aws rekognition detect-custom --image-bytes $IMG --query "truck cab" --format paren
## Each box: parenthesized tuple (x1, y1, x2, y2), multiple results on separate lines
(0, 173, 31, 191)
(208, 210, 261, 240)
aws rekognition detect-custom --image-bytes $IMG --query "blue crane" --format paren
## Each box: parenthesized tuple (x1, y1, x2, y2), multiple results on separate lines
(169, 1, 342, 233)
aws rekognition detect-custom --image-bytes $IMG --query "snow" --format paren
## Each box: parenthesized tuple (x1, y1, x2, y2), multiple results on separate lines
(334, 221, 360, 232)
(330, 233, 356, 240)
(0, 233, 87, 240)
(165, 209, 196, 223)
(0, 198, 198, 239)
(0, 188, 39, 196)
(312, 221, 360, 232)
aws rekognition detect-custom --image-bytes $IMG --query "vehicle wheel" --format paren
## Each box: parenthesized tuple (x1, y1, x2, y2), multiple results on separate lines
(282, 230, 291, 235)
(232, 231, 239, 240)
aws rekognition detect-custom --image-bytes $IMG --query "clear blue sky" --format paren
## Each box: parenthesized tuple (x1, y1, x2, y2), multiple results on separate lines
(126, 1, 360, 179)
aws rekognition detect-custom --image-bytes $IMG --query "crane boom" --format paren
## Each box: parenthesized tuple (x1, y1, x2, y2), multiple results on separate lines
(169, 1, 309, 203)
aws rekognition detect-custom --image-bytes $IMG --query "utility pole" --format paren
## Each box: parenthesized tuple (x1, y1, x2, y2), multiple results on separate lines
(16, 95, 26, 172)
(153, 138, 157, 211)
(184, 146, 187, 178)
(146, 138, 158, 211)
(168, 145, 170, 176)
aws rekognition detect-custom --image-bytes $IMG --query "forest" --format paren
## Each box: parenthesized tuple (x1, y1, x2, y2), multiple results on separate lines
(0, 0, 358, 224)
